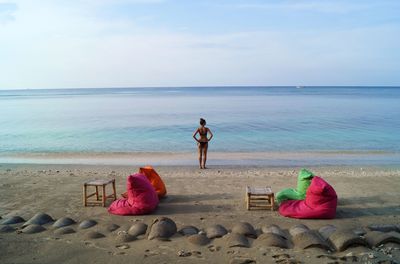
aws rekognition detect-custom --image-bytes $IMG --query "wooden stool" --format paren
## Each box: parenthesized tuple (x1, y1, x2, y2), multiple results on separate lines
(83, 179, 116, 207)
(246, 186, 275, 211)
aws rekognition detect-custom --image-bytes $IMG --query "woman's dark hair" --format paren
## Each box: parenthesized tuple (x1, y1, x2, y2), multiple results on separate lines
(200, 118, 206, 126)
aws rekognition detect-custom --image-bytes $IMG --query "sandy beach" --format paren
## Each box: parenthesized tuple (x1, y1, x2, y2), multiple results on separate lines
(1, 163, 400, 264)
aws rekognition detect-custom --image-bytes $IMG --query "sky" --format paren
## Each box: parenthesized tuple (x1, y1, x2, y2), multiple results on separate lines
(0, 0, 399, 89)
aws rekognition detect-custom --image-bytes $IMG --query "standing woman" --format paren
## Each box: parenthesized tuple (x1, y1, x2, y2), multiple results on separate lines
(193, 118, 213, 169)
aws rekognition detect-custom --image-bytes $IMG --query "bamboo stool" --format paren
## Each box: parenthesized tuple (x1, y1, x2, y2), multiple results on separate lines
(246, 186, 275, 211)
(83, 179, 116, 207)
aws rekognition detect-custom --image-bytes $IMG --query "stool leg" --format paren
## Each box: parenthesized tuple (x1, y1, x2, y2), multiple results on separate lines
(83, 184, 87, 207)
(112, 180, 116, 201)
(102, 184, 106, 207)
(246, 193, 250, 210)
(271, 193, 275, 211)
(95, 186, 99, 200)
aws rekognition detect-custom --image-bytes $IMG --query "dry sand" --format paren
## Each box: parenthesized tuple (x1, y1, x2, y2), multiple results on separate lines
(1, 164, 400, 263)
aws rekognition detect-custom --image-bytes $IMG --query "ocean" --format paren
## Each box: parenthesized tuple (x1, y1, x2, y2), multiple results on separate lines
(1, 86, 400, 164)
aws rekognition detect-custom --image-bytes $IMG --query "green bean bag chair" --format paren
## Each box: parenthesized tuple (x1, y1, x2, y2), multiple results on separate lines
(276, 169, 314, 204)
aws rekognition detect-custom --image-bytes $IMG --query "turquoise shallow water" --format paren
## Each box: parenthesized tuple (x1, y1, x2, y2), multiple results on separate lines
(1, 87, 400, 155)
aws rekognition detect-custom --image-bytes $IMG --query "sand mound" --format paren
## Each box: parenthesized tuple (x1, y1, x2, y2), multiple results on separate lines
(329, 230, 368, 251)
(21, 224, 46, 234)
(79, 220, 97, 229)
(292, 230, 331, 251)
(85, 231, 105, 239)
(232, 222, 256, 238)
(54, 227, 76, 235)
(115, 231, 136, 243)
(318, 224, 337, 240)
(261, 224, 288, 239)
(0, 225, 15, 233)
(206, 224, 228, 239)
(188, 234, 211, 246)
(289, 224, 309, 237)
(105, 223, 120, 232)
(128, 222, 148, 237)
(226, 233, 250, 248)
(148, 217, 177, 240)
(52, 217, 76, 228)
(0, 216, 25, 225)
(255, 233, 289, 249)
(365, 231, 400, 247)
(23, 213, 54, 227)
(178, 225, 199, 236)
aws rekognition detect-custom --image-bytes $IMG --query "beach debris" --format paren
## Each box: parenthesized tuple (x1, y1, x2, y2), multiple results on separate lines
(79, 219, 98, 229)
(292, 230, 331, 251)
(84, 231, 105, 239)
(318, 224, 337, 240)
(116, 231, 136, 243)
(187, 233, 211, 246)
(229, 257, 256, 264)
(368, 224, 400, 233)
(52, 217, 76, 228)
(206, 224, 228, 239)
(329, 230, 368, 252)
(0, 225, 15, 233)
(0, 216, 25, 225)
(20, 224, 46, 234)
(148, 217, 177, 240)
(23, 213, 54, 227)
(116, 244, 130, 250)
(226, 233, 250, 248)
(255, 233, 289, 249)
(177, 250, 191, 257)
(364, 231, 400, 247)
(289, 224, 310, 237)
(232, 222, 257, 238)
(128, 222, 148, 237)
(54, 227, 76, 235)
(208, 245, 221, 252)
(105, 223, 120, 232)
(178, 225, 199, 236)
(261, 224, 288, 240)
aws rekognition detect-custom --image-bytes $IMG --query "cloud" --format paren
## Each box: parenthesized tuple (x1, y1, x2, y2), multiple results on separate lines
(0, 2, 17, 24)
(230, 1, 395, 14)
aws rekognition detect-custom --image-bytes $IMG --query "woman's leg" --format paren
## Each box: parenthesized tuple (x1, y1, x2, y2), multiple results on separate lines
(202, 143, 208, 169)
(198, 144, 203, 169)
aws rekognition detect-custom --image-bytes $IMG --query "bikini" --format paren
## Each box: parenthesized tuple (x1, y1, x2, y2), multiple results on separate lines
(199, 128, 208, 147)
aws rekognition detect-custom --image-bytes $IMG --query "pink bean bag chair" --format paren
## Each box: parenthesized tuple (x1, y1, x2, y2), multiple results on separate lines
(108, 173, 159, 215)
(279, 176, 337, 219)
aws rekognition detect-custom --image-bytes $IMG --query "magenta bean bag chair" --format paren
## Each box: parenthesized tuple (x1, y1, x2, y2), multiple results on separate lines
(108, 173, 159, 215)
(279, 176, 337, 219)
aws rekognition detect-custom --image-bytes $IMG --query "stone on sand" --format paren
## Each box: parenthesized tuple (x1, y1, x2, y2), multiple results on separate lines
(116, 231, 136, 243)
(292, 230, 331, 251)
(85, 231, 105, 239)
(0, 225, 15, 233)
(364, 231, 400, 247)
(329, 230, 368, 252)
(261, 224, 288, 240)
(226, 233, 250, 248)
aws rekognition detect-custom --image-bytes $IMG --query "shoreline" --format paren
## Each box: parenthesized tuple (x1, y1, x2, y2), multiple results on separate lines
(0, 150, 399, 166)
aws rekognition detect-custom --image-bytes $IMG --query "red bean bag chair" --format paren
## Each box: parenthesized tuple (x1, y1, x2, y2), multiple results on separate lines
(279, 176, 337, 219)
(108, 173, 159, 215)
(139, 166, 167, 198)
